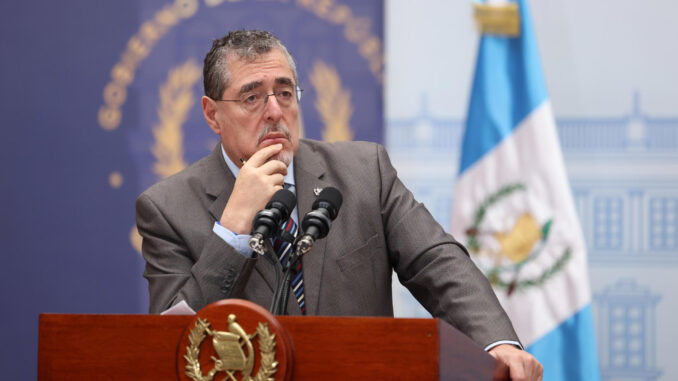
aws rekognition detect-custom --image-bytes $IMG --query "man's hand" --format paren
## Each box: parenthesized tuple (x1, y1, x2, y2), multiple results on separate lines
(220, 144, 288, 234)
(488, 344, 543, 381)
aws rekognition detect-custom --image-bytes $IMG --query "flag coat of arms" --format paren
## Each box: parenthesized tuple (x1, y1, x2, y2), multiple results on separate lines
(450, 1, 600, 379)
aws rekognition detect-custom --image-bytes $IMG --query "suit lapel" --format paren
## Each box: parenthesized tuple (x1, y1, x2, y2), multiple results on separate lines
(294, 141, 332, 315)
(204, 144, 234, 221)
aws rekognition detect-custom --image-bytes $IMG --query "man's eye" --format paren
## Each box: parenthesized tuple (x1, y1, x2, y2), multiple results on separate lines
(278, 90, 293, 99)
(243, 94, 259, 104)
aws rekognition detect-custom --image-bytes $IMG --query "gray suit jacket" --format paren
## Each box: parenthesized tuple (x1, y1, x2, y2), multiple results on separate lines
(136, 139, 519, 348)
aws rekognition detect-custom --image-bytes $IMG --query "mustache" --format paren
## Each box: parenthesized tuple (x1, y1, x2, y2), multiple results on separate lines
(257, 122, 292, 144)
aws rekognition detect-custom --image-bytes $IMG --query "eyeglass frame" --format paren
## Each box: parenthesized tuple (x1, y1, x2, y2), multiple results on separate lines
(213, 85, 304, 113)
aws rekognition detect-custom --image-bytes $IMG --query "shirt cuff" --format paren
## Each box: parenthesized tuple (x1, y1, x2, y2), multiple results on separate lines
(484, 340, 524, 352)
(212, 221, 255, 257)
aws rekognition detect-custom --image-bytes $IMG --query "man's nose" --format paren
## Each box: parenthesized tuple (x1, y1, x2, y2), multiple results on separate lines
(263, 94, 283, 122)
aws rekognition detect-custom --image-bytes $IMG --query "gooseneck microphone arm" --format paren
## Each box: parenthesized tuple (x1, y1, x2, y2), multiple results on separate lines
(271, 256, 295, 315)
(258, 239, 282, 313)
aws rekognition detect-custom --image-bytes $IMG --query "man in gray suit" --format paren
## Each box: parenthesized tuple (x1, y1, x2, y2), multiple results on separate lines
(136, 30, 542, 379)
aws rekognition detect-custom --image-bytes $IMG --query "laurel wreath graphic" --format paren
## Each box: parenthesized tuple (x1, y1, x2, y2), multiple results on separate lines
(130, 60, 201, 255)
(184, 318, 278, 381)
(487, 249, 571, 293)
(465, 183, 572, 294)
(466, 183, 526, 252)
(185, 318, 214, 381)
(309, 60, 354, 142)
(152, 59, 201, 179)
(252, 323, 278, 381)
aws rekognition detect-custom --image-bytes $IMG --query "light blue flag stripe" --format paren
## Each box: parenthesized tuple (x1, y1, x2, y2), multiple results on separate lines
(527, 304, 601, 381)
(460, 0, 548, 174)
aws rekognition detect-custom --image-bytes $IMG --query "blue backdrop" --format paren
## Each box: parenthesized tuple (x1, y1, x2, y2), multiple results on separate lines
(0, 0, 383, 378)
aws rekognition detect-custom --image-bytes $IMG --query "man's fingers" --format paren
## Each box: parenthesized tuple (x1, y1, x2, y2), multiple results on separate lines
(532, 358, 543, 381)
(488, 345, 542, 381)
(259, 159, 288, 176)
(513, 354, 542, 381)
(491, 358, 510, 381)
(519, 354, 543, 381)
(269, 173, 285, 187)
(508, 360, 527, 381)
(245, 143, 283, 167)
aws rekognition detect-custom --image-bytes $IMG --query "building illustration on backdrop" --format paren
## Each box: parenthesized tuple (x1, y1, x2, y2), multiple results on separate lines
(387, 92, 677, 379)
(595, 279, 661, 380)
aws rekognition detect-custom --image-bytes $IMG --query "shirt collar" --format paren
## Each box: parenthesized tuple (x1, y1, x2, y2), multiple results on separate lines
(220, 143, 295, 186)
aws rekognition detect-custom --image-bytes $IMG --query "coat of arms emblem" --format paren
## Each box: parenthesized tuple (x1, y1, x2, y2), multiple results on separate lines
(464, 183, 572, 295)
(184, 314, 277, 381)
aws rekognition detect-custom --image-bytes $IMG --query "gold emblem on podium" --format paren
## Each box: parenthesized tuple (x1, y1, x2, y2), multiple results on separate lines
(184, 314, 278, 381)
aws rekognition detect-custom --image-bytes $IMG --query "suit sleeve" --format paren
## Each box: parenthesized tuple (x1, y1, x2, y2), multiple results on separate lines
(136, 193, 257, 313)
(375, 144, 520, 348)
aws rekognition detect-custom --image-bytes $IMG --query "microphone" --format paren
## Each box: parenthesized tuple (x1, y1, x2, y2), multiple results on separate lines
(296, 187, 343, 256)
(248, 189, 296, 255)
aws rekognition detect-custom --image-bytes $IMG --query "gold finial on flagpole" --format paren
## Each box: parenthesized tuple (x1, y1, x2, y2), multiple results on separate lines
(473, 2, 521, 37)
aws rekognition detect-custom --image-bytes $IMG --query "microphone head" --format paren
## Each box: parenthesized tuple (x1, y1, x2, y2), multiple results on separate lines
(312, 187, 342, 220)
(266, 188, 296, 218)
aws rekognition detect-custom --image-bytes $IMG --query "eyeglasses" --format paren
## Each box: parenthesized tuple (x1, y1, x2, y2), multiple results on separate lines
(215, 86, 303, 114)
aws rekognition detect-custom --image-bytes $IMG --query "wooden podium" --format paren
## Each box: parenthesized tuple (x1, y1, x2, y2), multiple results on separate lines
(38, 300, 506, 380)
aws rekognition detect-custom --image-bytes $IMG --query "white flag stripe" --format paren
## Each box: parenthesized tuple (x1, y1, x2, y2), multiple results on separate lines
(452, 101, 591, 346)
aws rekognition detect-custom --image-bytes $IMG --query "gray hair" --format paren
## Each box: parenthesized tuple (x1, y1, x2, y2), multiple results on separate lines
(203, 30, 298, 100)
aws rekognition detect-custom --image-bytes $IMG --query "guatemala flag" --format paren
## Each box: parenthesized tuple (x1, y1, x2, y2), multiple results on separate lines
(450, 1, 600, 379)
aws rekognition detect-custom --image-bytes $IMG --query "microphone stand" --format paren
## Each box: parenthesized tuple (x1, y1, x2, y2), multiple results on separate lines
(274, 248, 303, 315)
(276, 236, 314, 315)
(271, 234, 321, 314)
(257, 239, 283, 315)
(250, 231, 289, 315)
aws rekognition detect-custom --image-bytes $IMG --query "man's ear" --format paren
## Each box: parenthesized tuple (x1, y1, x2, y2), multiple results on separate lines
(202, 96, 220, 135)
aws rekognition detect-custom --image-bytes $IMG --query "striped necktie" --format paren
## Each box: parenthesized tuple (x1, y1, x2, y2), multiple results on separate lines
(272, 184, 306, 314)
